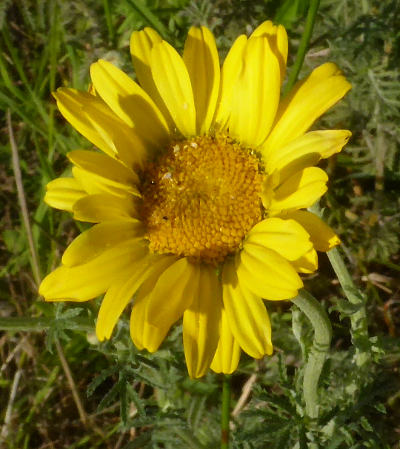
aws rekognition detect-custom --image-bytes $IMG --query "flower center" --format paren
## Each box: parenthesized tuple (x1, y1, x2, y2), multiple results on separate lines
(139, 134, 263, 264)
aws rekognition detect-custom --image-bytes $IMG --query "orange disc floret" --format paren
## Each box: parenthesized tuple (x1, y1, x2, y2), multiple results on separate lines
(139, 134, 264, 264)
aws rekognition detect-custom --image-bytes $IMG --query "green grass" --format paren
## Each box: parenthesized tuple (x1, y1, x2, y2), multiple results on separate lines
(1, 0, 400, 448)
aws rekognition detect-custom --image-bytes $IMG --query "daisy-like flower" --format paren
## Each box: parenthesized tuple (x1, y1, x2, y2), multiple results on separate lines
(40, 21, 351, 378)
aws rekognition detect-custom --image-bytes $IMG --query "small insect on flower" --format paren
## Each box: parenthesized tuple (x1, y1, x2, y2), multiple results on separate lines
(40, 21, 351, 378)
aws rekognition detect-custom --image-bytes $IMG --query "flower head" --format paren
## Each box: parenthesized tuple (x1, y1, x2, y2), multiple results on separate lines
(40, 21, 351, 378)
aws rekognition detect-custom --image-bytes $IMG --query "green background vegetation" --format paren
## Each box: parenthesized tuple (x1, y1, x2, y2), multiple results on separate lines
(1, 0, 400, 447)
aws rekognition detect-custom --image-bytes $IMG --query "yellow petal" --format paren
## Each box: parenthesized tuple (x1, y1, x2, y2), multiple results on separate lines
(130, 255, 178, 352)
(53, 89, 115, 158)
(213, 34, 247, 130)
(210, 307, 241, 374)
(268, 167, 328, 214)
(250, 20, 288, 84)
(87, 83, 96, 96)
(276, 25, 288, 80)
(90, 59, 170, 150)
(282, 210, 340, 252)
(151, 41, 196, 137)
(264, 130, 352, 182)
(72, 193, 137, 222)
(250, 20, 274, 37)
(229, 36, 280, 147)
(72, 166, 103, 195)
(73, 166, 134, 197)
(291, 248, 319, 273)
(68, 150, 140, 196)
(69, 149, 139, 184)
(96, 252, 158, 341)
(44, 177, 86, 212)
(183, 26, 220, 135)
(62, 219, 143, 267)
(246, 217, 312, 261)
(250, 20, 277, 35)
(222, 260, 272, 358)
(130, 27, 162, 88)
(146, 258, 198, 327)
(263, 63, 352, 155)
(130, 27, 174, 130)
(53, 88, 146, 167)
(237, 243, 303, 300)
(39, 240, 147, 301)
(183, 265, 221, 378)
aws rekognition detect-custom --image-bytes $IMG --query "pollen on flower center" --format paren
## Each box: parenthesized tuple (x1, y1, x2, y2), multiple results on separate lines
(139, 134, 264, 264)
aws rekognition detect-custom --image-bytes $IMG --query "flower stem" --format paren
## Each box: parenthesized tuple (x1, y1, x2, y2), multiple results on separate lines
(8, 109, 41, 286)
(221, 374, 231, 449)
(310, 203, 370, 368)
(327, 247, 370, 367)
(103, 0, 115, 45)
(292, 289, 332, 419)
(283, 0, 321, 96)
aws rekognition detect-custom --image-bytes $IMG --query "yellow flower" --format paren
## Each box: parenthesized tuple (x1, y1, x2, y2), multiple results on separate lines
(40, 21, 351, 378)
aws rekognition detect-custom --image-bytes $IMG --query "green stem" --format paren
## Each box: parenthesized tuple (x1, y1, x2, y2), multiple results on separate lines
(327, 247, 370, 367)
(8, 110, 41, 286)
(310, 204, 370, 368)
(283, 0, 321, 96)
(103, 0, 115, 46)
(292, 289, 332, 419)
(221, 374, 231, 449)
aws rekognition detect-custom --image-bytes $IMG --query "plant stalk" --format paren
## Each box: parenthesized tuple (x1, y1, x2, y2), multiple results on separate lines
(310, 204, 370, 367)
(221, 374, 231, 449)
(103, 0, 115, 45)
(292, 289, 332, 419)
(8, 109, 41, 286)
(283, 0, 321, 96)
(327, 247, 370, 367)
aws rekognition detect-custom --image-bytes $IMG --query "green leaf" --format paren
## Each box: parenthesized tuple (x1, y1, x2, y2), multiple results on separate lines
(123, 432, 152, 449)
(360, 416, 373, 432)
(125, 0, 171, 40)
(275, 0, 309, 28)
